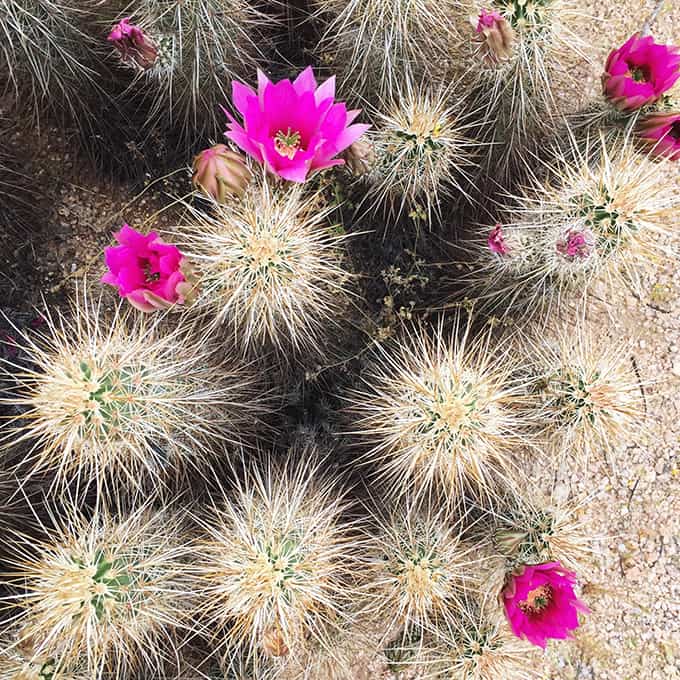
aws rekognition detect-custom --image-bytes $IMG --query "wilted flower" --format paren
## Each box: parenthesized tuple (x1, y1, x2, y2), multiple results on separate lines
(602, 33, 680, 111)
(637, 111, 680, 161)
(101, 224, 195, 312)
(472, 8, 514, 64)
(107, 17, 158, 70)
(488, 223, 510, 255)
(224, 66, 370, 182)
(502, 561, 589, 648)
(556, 228, 594, 260)
(192, 145, 253, 202)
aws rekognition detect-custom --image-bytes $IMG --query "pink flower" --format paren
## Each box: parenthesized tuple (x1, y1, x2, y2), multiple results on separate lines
(224, 67, 370, 183)
(488, 223, 510, 255)
(602, 34, 680, 111)
(637, 111, 680, 161)
(503, 562, 589, 648)
(101, 224, 193, 313)
(556, 229, 594, 260)
(108, 17, 158, 70)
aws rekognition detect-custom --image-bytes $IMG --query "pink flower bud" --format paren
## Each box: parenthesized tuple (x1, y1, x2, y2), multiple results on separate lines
(602, 33, 680, 111)
(192, 145, 253, 202)
(556, 229, 594, 260)
(488, 223, 510, 255)
(108, 17, 158, 71)
(637, 111, 680, 161)
(101, 224, 195, 313)
(472, 9, 514, 64)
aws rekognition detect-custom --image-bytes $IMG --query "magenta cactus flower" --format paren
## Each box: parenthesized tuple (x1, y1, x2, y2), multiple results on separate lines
(637, 111, 680, 161)
(101, 225, 194, 313)
(602, 34, 680, 111)
(488, 223, 510, 255)
(224, 67, 370, 182)
(107, 17, 158, 70)
(503, 562, 589, 648)
(556, 229, 595, 260)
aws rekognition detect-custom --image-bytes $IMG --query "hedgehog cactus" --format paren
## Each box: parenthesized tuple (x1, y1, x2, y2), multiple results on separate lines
(365, 502, 479, 642)
(175, 178, 352, 358)
(529, 328, 645, 463)
(465, 0, 581, 180)
(0, 1, 104, 130)
(194, 449, 364, 674)
(347, 320, 531, 504)
(464, 135, 676, 319)
(312, 0, 460, 103)
(363, 82, 476, 222)
(2, 506, 192, 678)
(0, 297, 267, 491)
(427, 602, 540, 680)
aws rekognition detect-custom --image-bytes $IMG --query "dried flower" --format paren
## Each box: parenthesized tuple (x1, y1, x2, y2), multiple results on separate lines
(473, 9, 514, 64)
(602, 33, 680, 111)
(556, 228, 594, 260)
(225, 66, 370, 182)
(101, 224, 195, 312)
(637, 111, 680, 161)
(192, 145, 253, 202)
(107, 17, 158, 70)
(503, 561, 589, 648)
(488, 223, 510, 255)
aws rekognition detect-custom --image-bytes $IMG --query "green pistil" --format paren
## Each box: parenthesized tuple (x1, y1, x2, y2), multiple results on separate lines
(274, 128, 302, 159)
(630, 66, 648, 83)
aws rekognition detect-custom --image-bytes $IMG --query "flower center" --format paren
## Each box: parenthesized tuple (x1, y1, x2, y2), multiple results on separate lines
(628, 63, 650, 83)
(274, 128, 302, 159)
(143, 260, 160, 283)
(518, 584, 553, 615)
(670, 121, 680, 140)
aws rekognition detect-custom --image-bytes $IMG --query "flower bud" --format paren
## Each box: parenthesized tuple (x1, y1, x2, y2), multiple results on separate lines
(108, 17, 158, 71)
(556, 228, 595, 261)
(192, 145, 252, 202)
(261, 626, 288, 657)
(488, 223, 510, 255)
(342, 137, 376, 176)
(472, 9, 514, 64)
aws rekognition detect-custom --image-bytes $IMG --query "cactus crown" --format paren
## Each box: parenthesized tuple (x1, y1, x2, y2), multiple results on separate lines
(498, 0, 554, 31)
(60, 358, 149, 437)
(575, 187, 639, 257)
(413, 372, 485, 446)
(66, 549, 140, 622)
(544, 365, 617, 427)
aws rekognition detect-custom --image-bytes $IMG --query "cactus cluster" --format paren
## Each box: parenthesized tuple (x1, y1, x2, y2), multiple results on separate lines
(1, 0, 677, 678)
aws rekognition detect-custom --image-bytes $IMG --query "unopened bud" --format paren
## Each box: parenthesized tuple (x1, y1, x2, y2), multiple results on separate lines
(471, 9, 515, 64)
(108, 17, 158, 70)
(192, 144, 252, 203)
(343, 138, 376, 176)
